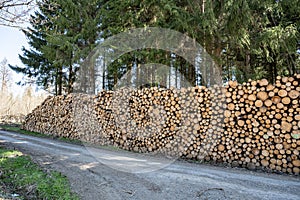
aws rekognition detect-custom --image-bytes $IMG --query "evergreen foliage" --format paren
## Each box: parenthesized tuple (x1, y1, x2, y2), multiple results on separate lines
(10, 0, 300, 94)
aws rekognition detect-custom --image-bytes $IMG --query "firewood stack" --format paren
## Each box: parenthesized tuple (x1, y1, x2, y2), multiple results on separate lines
(94, 87, 183, 155)
(216, 75, 300, 174)
(22, 95, 75, 137)
(21, 74, 300, 175)
(22, 94, 104, 143)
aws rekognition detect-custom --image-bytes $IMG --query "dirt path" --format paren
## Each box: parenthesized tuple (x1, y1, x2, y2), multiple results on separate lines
(0, 130, 299, 200)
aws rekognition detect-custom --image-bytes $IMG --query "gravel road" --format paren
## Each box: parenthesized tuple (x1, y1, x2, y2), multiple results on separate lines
(0, 130, 299, 200)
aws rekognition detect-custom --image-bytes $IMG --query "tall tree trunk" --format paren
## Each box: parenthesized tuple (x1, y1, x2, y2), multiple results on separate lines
(273, 62, 277, 84)
(68, 63, 73, 94)
(113, 67, 118, 87)
(136, 63, 140, 87)
(55, 68, 58, 96)
(57, 66, 63, 95)
(202, 0, 205, 13)
(175, 57, 178, 88)
(169, 54, 171, 88)
(210, 40, 223, 86)
(102, 52, 106, 90)
(91, 62, 95, 94)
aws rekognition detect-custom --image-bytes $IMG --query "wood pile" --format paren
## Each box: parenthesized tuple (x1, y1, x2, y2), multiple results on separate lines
(217, 75, 300, 174)
(22, 95, 74, 137)
(21, 74, 300, 175)
(22, 94, 105, 143)
(94, 88, 181, 154)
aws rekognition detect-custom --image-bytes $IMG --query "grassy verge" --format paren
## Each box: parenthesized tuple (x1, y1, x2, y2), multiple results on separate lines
(0, 125, 47, 138)
(0, 124, 123, 151)
(0, 146, 78, 200)
(0, 124, 128, 155)
(0, 124, 82, 145)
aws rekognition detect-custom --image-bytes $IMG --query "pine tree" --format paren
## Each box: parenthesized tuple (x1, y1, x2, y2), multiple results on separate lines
(10, 0, 101, 95)
(9, 0, 60, 94)
(100, 0, 198, 88)
(10, 0, 300, 91)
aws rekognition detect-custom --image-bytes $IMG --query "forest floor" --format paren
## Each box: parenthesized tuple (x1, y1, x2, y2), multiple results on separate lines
(0, 130, 299, 200)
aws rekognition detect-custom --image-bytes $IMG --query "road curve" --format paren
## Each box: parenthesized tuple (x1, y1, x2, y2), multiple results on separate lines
(0, 130, 299, 200)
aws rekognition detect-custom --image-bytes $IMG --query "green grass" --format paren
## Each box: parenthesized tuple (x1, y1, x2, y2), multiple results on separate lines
(1, 124, 131, 156)
(0, 124, 124, 152)
(3, 124, 139, 156)
(0, 124, 82, 145)
(83, 142, 121, 151)
(0, 147, 79, 200)
(0, 124, 47, 138)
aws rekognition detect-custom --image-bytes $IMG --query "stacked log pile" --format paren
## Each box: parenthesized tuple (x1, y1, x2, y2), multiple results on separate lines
(21, 75, 300, 174)
(94, 88, 181, 154)
(22, 94, 105, 143)
(93, 86, 224, 159)
(217, 75, 300, 174)
(22, 95, 71, 136)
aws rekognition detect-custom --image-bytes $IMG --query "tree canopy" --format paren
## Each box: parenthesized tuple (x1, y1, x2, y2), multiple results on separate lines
(10, 0, 300, 94)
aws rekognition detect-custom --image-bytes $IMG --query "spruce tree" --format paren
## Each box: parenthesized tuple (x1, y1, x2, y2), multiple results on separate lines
(10, 0, 101, 95)
(9, 0, 58, 94)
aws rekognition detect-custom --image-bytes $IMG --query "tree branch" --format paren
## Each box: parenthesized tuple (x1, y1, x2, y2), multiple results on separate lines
(0, 0, 35, 28)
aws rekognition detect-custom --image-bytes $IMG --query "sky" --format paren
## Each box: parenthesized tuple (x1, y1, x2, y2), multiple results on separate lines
(0, 26, 29, 95)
